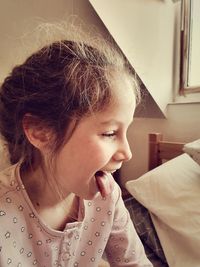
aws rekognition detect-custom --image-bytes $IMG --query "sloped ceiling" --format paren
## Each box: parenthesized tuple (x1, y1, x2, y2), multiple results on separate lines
(89, 0, 177, 118)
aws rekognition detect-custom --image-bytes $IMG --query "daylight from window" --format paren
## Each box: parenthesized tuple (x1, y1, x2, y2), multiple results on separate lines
(188, 0, 200, 87)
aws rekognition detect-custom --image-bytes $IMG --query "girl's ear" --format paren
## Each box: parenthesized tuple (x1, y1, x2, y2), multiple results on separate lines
(22, 114, 52, 150)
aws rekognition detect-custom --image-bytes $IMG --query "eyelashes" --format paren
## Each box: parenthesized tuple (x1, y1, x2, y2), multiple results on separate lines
(102, 131, 117, 138)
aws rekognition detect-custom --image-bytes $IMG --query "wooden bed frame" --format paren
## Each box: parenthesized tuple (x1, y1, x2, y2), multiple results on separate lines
(120, 133, 185, 201)
(148, 133, 185, 170)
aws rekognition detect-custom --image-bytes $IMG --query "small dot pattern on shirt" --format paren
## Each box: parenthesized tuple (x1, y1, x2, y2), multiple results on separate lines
(0, 165, 152, 266)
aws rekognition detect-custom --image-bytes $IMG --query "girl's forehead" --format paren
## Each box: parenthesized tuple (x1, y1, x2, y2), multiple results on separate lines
(72, 74, 136, 130)
(81, 96, 135, 128)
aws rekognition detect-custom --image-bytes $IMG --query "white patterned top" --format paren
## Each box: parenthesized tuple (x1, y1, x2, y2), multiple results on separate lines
(0, 164, 152, 267)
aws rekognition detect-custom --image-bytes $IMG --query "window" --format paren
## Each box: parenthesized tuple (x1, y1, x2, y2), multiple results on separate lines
(180, 0, 200, 94)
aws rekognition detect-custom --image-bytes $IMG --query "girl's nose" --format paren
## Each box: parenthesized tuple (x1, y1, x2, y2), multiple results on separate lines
(114, 139, 132, 162)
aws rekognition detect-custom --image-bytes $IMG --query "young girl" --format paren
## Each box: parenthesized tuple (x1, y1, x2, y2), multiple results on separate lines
(0, 26, 152, 267)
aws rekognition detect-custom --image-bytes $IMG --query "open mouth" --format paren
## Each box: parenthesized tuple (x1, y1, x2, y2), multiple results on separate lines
(95, 170, 116, 176)
(95, 170, 105, 177)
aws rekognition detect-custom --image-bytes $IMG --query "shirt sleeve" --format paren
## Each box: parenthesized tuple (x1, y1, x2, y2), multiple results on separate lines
(105, 183, 153, 267)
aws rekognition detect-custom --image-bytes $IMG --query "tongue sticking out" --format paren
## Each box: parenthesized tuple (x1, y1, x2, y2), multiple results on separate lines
(95, 171, 114, 198)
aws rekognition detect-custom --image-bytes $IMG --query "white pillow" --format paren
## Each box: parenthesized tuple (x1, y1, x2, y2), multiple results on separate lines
(183, 139, 200, 165)
(125, 154, 200, 267)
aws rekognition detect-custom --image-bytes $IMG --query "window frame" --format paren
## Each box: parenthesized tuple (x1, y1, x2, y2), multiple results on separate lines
(179, 0, 200, 95)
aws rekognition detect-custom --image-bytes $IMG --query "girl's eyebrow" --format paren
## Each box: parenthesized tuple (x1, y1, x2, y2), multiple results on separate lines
(100, 119, 133, 127)
(100, 119, 119, 125)
(100, 119, 133, 126)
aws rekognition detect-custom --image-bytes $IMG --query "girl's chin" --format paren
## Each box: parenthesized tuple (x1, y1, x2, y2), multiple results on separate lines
(76, 176, 99, 200)
(87, 176, 100, 199)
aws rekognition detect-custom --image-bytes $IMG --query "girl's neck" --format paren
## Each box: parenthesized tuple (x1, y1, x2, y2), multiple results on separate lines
(20, 164, 78, 230)
(21, 162, 63, 205)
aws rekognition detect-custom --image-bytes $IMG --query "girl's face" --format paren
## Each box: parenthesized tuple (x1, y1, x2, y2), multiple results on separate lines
(51, 75, 136, 200)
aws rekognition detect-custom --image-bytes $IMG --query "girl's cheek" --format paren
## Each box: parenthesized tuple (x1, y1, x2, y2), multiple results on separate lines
(91, 141, 116, 164)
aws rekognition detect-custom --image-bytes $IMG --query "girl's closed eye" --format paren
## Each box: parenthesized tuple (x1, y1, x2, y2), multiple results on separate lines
(102, 131, 117, 139)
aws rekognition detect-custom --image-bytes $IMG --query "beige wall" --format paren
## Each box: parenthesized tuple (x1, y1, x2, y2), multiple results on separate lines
(1, 0, 199, 185)
(0, 0, 109, 81)
(90, 0, 178, 115)
(121, 103, 200, 184)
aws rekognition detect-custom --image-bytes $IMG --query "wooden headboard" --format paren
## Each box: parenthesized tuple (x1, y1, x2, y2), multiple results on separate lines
(121, 133, 185, 201)
(148, 133, 185, 170)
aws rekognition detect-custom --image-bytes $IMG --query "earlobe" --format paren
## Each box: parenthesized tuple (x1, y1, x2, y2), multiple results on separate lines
(22, 114, 51, 150)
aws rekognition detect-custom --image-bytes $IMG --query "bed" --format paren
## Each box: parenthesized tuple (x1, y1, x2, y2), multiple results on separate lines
(124, 133, 200, 267)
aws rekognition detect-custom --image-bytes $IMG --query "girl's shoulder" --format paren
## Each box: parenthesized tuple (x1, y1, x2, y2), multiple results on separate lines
(0, 164, 19, 198)
(0, 141, 10, 171)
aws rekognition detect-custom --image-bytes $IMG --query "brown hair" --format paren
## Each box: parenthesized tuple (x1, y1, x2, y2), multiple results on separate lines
(0, 35, 140, 168)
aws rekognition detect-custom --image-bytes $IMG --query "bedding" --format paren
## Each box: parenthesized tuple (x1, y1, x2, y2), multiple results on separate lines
(124, 196, 168, 267)
(183, 139, 200, 165)
(125, 153, 200, 267)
